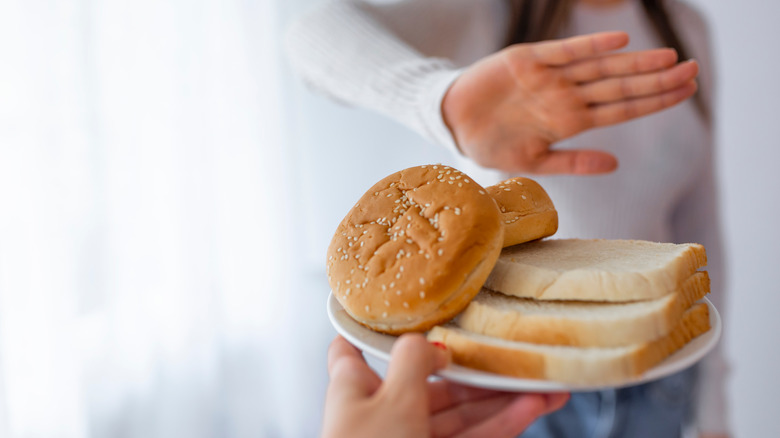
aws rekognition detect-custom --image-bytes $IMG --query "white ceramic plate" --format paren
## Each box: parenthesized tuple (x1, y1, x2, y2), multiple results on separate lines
(326, 293, 721, 393)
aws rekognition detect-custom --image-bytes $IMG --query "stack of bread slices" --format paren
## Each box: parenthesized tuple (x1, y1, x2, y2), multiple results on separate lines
(427, 239, 711, 385)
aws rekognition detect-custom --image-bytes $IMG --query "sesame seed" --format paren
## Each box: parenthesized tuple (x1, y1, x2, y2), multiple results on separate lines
(396, 290, 401, 295)
(381, 284, 387, 291)
(479, 190, 485, 195)
(504, 188, 511, 191)
(419, 278, 425, 285)
(454, 208, 461, 215)
(345, 279, 351, 284)
(464, 179, 470, 183)
(390, 282, 395, 288)
(399, 266, 404, 272)
(406, 239, 413, 244)
(458, 183, 462, 187)
(419, 291, 425, 299)
(403, 302, 409, 308)
(365, 305, 370, 312)
(438, 249, 444, 256)
(432, 165, 438, 169)
(396, 273, 401, 279)
(522, 195, 527, 200)
(384, 300, 390, 306)
(345, 288, 351, 295)
(382, 312, 388, 318)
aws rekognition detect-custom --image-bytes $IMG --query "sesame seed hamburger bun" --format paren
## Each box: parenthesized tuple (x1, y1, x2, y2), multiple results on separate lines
(326, 165, 504, 334)
(486, 177, 558, 248)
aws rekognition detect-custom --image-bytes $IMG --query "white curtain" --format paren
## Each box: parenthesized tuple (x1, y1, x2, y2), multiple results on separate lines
(0, 0, 335, 436)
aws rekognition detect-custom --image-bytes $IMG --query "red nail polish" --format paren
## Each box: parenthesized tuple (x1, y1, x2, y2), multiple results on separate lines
(431, 341, 447, 351)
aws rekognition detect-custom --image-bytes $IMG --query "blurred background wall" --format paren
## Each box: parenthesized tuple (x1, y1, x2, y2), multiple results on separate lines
(0, 0, 777, 437)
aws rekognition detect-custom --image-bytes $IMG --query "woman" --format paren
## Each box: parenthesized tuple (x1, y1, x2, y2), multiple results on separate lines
(287, 1, 729, 437)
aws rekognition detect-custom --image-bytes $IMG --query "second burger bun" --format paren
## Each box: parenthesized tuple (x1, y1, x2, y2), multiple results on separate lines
(326, 165, 504, 334)
(486, 177, 558, 247)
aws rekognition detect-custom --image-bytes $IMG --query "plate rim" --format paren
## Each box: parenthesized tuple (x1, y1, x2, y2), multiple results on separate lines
(326, 293, 722, 393)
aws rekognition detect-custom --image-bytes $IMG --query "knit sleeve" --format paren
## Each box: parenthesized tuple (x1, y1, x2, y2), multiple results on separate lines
(284, 0, 465, 153)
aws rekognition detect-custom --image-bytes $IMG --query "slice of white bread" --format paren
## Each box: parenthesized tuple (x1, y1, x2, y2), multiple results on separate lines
(427, 302, 711, 385)
(457, 272, 709, 347)
(485, 239, 707, 301)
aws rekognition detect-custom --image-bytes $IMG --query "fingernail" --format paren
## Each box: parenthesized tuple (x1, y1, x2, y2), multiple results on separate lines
(430, 341, 447, 351)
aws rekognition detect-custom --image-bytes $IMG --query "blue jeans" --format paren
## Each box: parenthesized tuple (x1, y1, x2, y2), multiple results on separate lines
(520, 366, 699, 438)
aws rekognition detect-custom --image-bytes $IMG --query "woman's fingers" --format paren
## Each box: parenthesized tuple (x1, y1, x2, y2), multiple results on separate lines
(529, 31, 629, 65)
(448, 393, 566, 438)
(579, 59, 698, 104)
(526, 149, 619, 175)
(545, 392, 571, 413)
(326, 336, 382, 402)
(428, 380, 511, 413)
(563, 48, 678, 83)
(590, 80, 698, 127)
(430, 393, 521, 438)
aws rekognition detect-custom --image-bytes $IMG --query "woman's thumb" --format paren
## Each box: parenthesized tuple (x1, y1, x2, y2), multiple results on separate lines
(383, 334, 450, 393)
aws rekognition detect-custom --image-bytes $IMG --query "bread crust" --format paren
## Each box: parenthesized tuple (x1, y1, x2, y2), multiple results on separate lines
(485, 239, 708, 301)
(326, 165, 503, 334)
(486, 177, 558, 247)
(458, 271, 710, 347)
(427, 302, 711, 385)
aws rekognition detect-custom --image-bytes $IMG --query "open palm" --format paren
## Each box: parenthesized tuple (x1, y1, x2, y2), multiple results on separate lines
(442, 31, 699, 174)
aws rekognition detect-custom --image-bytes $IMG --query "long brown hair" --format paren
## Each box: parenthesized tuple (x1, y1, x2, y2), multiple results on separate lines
(504, 0, 710, 123)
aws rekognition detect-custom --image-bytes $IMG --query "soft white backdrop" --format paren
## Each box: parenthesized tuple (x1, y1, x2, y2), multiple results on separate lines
(0, 0, 777, 437)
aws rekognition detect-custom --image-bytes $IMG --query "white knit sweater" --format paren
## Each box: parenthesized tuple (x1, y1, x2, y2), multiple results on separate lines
(287, 0, 729, 433)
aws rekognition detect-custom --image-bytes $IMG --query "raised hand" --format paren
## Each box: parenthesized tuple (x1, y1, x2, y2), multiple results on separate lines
(442, 31, 699, 174)
(321, 335, 568, 438)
